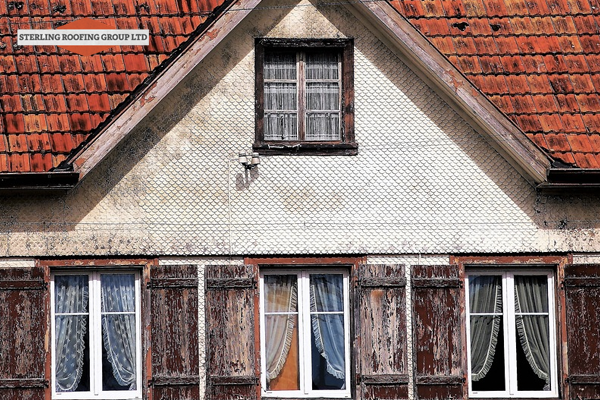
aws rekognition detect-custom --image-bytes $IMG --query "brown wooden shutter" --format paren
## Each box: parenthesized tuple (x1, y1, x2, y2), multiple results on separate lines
(564, 264, 600, 399)
(0, 265, 49, 399)
(206, 264, 258, 400)
(149, 264, 199, 399)
(412, 265, 464, 400)
(355, 264, 409, 399)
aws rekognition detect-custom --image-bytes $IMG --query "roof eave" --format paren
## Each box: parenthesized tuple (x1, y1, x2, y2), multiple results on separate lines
(347, 1, 552, 186)
(0, 172, 79, 191)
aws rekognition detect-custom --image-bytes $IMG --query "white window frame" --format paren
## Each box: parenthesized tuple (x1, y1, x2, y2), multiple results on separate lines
(259, 269, 351, 398)
(465, 269, 558, 398)
(50, 271, 142, 400)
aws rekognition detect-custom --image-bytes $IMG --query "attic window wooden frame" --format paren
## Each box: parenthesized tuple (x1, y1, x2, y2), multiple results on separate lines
(254, 38, 357, 156)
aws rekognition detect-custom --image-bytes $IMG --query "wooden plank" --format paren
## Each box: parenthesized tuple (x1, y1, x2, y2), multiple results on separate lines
(150, 375, 200, 386)
(70, 0, 263, 179)
(348, 1, 550, 185)
(0, 266, 48, 396)
(0, 379, 48, 389)
(150, 265, 199, 400)
(206, 264, 258, 400)
(356, 264, 408, 400)
(564, 264, 600, 399)
(412, 265, 464, 400)
(148, 277, 198, 289)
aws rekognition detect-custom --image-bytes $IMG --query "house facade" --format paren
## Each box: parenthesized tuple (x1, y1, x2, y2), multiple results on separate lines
(1, 0, 600, 399)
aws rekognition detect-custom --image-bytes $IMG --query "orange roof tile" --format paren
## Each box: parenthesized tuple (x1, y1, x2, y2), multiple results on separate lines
(0, 0, 226, 172)
(390, 0, 600, 167)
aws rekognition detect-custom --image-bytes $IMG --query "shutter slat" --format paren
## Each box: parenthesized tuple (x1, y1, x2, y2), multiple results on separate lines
(412, 265, 464, 400)
(565, 264, 600, 399)
(149, 264, 200, 400)
(356, 264, 408, 399)
(206, 264, 258, 400)
(0, 266, 48, 400)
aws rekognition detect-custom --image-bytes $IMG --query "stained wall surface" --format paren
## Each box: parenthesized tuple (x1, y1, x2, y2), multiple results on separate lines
(0, 0, 598, 257)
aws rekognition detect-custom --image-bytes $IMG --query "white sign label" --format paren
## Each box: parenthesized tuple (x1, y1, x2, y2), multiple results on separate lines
(17, 29, 150, 46)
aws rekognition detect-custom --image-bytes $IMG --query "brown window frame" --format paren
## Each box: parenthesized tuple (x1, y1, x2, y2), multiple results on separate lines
(254, 38, 357, 156)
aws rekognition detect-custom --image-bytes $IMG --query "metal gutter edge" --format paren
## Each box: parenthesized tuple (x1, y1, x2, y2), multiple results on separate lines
(0, 172, 79, 190)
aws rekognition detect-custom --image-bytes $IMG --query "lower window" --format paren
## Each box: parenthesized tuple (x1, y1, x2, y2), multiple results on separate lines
(259, 269, 351, 398)
(51, 271, 142, 399)
(465, 270, 558, 398)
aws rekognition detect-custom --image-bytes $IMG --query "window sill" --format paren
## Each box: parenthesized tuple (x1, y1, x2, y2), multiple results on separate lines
(253, 142, 358, 156)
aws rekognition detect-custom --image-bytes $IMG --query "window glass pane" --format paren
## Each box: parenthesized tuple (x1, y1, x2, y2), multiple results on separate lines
(471, 315, 505, 392)
(265, 113, 297, 140)
(311, 314, 345, 390)
(265, 82, 297, 111)
(306, 52, 339, 80)
(469, 275, 502, 313)
(101, 274, 135, 313)
(100, 274, 137, 391)
(515, 316, 550, 391)
(265, 315, 299, 391)
(264, 275, 298, 312)
(265, 52, 296, 80)
(102, 314, 137, 391)
(54, 275, 90, 393)
(310, 274, 343, 312)
(515, 276, 548, 313)
(55, 315, 90, 392)
(305, 113, 340, 141)
(55, 275, 88, 313)
(306, 83, 339, 111)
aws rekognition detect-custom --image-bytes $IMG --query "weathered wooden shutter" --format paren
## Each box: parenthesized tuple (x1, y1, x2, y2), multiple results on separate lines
(564, 264, 600, 399)
(149, 264, 199, 399)
(206, 264, 258, 400)
(0, 265, 49, 399)
(355, 264, 409, 399)
(412, 265, 464, 400)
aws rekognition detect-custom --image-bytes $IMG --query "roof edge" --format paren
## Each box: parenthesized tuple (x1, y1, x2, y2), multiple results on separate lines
(348, 1, 552, 185)
(65, 0, 263, 181)
(0, 172, 79, 190)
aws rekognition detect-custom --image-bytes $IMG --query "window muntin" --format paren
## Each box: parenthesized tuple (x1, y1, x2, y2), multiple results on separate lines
(51, 271, 142, 400)
(259, 269, 351, 398)
(465, 270, 557, 398)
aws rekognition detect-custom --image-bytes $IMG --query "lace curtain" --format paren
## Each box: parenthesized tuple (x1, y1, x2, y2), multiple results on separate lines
(264, 275, 298, 382)
(54, 275, 89, 392)
(310, 274, 345, 380)
(264, 52, 297, 140)
(514, 276, 550, 389)
(469, 276, 502, 382)
(264, 51, 340, 141)
(101, 274, 137, 390)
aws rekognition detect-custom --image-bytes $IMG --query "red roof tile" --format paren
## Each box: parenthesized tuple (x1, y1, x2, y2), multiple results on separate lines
(0, 0, 227, 172)
(392, 1, 600, 167)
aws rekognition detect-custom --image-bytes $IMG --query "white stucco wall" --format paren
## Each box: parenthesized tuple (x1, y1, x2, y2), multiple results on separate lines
(0, 0, 598, 257)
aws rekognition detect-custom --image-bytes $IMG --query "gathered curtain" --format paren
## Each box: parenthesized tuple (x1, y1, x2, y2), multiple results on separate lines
(514, 276, 550, 389)
(101, 274, 137, 390)
(264, 275, 298, 382)
(469, 276, 502, 382)
(54, 275, 89, 392)
(310, 274, 345, 380)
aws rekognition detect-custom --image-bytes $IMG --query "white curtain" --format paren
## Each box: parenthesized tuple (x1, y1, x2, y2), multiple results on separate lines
(264, 52, 297, 140)
(54, 275, 89, 392)
(469, 276, 502, 381)
(306, 52, 340, 141)
(310, 274, 345, 380)
(264, 275, 298, 382)
(101, 274, 137, 390)
(515, 276, 550, 389)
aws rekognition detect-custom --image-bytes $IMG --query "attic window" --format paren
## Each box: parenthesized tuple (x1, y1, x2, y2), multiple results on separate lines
(254, 38, 357, 155)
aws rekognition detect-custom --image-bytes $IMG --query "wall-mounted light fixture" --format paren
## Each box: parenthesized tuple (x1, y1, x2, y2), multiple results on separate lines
(239, 152, 260, 169)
